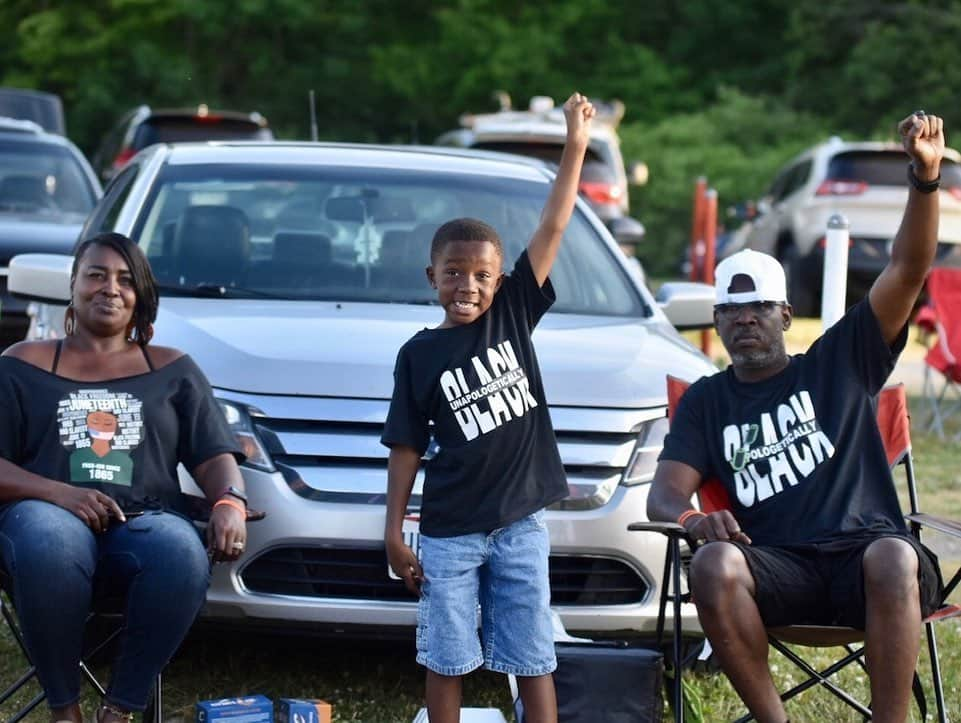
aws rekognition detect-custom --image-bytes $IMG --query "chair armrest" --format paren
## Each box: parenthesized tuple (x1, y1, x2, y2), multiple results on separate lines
(906, 512, 961, 539)
(628, 520, 688, 536)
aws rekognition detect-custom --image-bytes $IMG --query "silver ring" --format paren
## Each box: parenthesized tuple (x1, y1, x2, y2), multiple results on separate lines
(915, 109, 926, 117)
(231, 541, 245, 550)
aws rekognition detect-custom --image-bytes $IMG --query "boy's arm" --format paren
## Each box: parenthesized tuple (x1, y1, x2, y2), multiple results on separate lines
(527, 93, 596, 287)
(869, 111, 944, 345)
(385, 444, 424, 595)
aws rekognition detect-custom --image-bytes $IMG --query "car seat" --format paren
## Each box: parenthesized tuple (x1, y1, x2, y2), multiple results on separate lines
(173, 205, 251, 288)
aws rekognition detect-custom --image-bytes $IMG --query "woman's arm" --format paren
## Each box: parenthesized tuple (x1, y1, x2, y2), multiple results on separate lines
(192, 452, 247, 562)
(0, 457, 125, 532)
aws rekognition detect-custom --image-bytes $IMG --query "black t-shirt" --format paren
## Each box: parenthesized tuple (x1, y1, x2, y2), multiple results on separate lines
(381, 251, 568, 537)
(0, 354, 243, 515)
(660, 300, 908, 546)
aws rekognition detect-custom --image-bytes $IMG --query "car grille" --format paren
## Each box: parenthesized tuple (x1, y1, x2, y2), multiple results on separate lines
(241, 546, 649, 605)
(218, 393, 664, 512)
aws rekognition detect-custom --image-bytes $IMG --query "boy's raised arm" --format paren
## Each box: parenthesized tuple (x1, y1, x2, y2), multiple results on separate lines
(527, 93, 596, 286)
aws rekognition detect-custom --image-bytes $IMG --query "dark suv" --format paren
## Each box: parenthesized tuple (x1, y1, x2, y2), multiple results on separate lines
(92, 105, 273, 182)
(0, 117, 101, 345)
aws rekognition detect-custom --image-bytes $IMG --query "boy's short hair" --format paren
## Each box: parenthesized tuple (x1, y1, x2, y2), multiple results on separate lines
(430, 218, 504, 262)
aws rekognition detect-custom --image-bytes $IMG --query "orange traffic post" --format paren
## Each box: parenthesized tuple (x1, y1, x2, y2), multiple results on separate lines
(700, 189, 718, 356)
(689, 177, 707, 282)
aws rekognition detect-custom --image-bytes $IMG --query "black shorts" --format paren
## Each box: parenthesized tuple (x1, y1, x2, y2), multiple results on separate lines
(728, 531, 943, 629)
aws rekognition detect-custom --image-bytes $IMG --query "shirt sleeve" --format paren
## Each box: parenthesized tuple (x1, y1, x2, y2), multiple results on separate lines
(174, 356, 245, 470)
(811, 299, 907, 396)
(381, 344, 430, 454)
(657, 380, 711, 477)
(0, 365, 23, 463)
(499, 250, 557, 330)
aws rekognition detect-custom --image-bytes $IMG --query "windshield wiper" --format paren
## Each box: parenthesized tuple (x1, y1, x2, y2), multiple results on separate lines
(156, 283, 284, 299)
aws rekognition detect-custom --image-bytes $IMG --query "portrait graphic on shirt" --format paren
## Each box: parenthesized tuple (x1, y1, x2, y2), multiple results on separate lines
(721, 389, 836, 508)
(57, 390, 144, 486)
(439, 340, 539, 442)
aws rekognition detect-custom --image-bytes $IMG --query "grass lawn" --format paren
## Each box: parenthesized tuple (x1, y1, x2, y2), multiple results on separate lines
(2, 319, 959, 722)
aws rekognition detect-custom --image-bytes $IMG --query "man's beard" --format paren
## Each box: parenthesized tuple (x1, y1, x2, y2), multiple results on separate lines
(730, 337, 787, 370)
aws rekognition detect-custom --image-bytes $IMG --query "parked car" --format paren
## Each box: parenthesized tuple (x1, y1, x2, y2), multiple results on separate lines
(10, 141, 716, 637)
(0, 87, 66, 135)
(0, 117, 101, 346)
(728, 136, 961, 316)
(91, 104, 273, 183)
(436, 95, 648, 248)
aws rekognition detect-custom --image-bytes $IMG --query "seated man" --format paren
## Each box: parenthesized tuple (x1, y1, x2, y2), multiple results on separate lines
(647, 111, 946, 723)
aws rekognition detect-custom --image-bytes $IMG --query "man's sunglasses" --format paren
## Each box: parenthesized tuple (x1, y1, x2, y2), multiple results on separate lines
(714, 301, 783, 319)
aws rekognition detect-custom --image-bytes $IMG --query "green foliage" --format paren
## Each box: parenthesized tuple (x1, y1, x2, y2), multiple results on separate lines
(620, 88, 828, 276)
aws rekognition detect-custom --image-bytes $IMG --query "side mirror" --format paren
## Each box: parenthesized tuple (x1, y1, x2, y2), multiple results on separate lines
(656, 281, 715, 330)
(627, 161, 649, 186)
(8, 253, 73, 302)
(609, 216, 645, 246)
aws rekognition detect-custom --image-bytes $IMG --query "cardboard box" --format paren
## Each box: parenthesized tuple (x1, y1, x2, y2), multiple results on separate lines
(275, 699, 332, 723)
(196, 695, 273, 723)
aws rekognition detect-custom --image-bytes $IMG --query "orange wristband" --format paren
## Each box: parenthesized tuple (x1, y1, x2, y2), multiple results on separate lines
(677, 509, 707, 528)
(213, 498, 246, 517)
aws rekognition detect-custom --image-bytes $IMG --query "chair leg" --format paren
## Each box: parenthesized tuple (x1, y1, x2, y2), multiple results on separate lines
(924, 620, 948, 723)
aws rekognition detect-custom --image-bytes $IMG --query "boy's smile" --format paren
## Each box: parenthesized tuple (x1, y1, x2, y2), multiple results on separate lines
(427, 240, 504, 327)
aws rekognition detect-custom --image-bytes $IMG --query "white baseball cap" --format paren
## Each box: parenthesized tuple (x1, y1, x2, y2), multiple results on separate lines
(714, 249, 788, 305)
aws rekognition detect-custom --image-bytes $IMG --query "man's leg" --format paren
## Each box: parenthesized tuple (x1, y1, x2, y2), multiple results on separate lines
(689, 542, 786, 723)
(862, 537, 922, 723)
(515, 674, 557, 723)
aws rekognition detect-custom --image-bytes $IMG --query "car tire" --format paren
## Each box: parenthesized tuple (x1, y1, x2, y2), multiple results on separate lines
(781, 245, 818, 318)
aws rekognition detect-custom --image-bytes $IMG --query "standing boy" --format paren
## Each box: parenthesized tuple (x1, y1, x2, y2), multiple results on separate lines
(382, 93, 595, 723)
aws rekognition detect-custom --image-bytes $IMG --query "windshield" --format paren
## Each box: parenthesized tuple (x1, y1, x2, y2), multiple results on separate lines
(135, 118, 272, 148)
(132, 163, 645, 315)
(0, 140, 97, 220)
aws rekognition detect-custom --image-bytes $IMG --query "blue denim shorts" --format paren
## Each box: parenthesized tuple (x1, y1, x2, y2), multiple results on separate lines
(416, 510, 556, 677)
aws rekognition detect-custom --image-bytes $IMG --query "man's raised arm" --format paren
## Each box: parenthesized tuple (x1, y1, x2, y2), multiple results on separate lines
(870, 111, 945, 345)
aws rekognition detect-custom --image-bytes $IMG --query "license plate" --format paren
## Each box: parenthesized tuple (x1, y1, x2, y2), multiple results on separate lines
(388, 514, 421, 580)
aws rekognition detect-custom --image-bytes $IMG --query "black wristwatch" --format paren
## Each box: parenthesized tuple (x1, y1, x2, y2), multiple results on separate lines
(221, 485, 248, 506)
(908, 163, 940, 193)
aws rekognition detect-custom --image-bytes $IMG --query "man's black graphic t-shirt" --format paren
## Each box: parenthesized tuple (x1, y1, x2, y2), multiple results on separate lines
(382, 251, 568, 537)
(660, 300, 907, 547)
(0, 354, 243, 515)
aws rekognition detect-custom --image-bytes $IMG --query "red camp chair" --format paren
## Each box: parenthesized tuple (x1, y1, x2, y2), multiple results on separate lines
(630, 377, 961, 723)
(915, 267, 961, 439)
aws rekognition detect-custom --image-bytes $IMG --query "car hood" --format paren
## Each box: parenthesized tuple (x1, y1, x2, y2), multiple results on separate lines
(0, 216, 83, 263)
(153, 298, 716, 408)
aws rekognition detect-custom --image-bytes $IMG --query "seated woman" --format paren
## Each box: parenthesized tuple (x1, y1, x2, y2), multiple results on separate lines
(0, 232, 249, 723)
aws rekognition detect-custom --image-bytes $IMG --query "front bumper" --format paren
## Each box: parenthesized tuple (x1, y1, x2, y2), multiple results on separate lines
(201, 466, 699, 637)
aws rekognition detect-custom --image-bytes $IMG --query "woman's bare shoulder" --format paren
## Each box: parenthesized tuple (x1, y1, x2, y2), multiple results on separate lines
(1, 339, 58, 369)
(146, 344, 187, 369)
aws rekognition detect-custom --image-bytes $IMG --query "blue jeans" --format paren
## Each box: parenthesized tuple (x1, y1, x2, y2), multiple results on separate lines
(416, 511, 556, 677)
(0, 500, 210, 711)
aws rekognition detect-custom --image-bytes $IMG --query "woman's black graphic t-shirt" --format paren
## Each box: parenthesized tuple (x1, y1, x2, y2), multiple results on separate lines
(0, 353, 243, 515)
(381, 251, 568, 537)
(660, 300, 908, 547)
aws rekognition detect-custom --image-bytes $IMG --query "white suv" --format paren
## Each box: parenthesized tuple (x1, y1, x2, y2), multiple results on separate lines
(436, 95, 648, 246)
(726, 137, 961, 315)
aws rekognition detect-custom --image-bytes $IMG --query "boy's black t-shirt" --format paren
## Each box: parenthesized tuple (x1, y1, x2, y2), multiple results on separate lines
(381, 251, 568, 537)
(0, 354, 243, 515)
(660, 300, 907, 547)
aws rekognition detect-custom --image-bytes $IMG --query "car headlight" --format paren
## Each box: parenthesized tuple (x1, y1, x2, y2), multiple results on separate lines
(620, 415, 669, 486)
(218, 399, 275, 472)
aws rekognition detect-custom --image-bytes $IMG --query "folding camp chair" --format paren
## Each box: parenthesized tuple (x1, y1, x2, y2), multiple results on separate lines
(629, 376, 961, 723)
(0, 567, 163, 723)
(915, 267, 961, 439)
